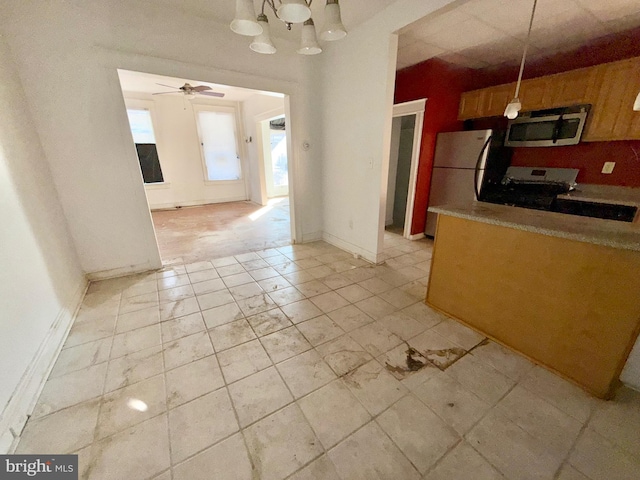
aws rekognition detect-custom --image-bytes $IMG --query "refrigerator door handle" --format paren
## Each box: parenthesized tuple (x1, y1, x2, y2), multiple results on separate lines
(474, 135, 492, 200)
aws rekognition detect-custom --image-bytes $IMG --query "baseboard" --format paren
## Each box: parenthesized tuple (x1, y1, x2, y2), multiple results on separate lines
(409, 233, 426, 241)
(87, 260, 162, 281)
(149, 197, 248, 211)
(298, 231, 323, 244)
(322, 232, 377, 264)
(1, 278, 88, 454)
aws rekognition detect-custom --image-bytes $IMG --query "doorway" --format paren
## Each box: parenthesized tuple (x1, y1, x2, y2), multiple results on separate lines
(261, 116, 289, 199)
(385, 99, 426, 239)
(117, 69, 295, 263)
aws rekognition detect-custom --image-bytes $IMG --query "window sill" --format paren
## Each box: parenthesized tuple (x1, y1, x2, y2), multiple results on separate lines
(204, 179, 243, 186)
(144, 182, 171, 190)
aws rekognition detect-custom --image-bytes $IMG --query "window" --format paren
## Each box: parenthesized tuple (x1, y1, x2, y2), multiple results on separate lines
(196, 110, 241, 181)
(126, 109, 164, 184)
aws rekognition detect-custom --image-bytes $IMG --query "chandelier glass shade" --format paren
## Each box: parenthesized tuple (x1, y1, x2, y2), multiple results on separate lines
(320, 0, 347, 41)
(231, 0, 264, 36)
(250, 14, 277, 53)
(277, 0, 312, 23)
(231, 0, 347, 55)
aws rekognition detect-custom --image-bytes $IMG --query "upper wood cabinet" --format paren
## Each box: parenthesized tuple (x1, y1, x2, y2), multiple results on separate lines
(519, 76, 550, 111)
(484, 84, 514, 117)
(583, 59, 640, 141)
(547, 67, 598, 107)
(458, 56, 640, 141)
(458, 89, 486, 120)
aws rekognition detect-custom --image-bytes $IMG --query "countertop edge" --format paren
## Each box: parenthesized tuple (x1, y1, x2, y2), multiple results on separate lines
(429, 203, 640, 252)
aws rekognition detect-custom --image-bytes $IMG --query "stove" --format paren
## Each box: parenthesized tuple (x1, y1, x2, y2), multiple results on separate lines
(481, 167, 579, 211)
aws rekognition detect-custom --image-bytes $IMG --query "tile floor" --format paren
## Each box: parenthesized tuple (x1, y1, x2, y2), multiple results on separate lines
(16, 233, 640, 480)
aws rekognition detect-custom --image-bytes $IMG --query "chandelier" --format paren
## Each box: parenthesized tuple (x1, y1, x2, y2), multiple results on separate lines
(230, 0, 347, 55)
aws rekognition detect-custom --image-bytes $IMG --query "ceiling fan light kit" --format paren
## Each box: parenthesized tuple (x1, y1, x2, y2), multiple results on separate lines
(504, 0, 537, 120)
(152, 83, 226, 99)
(231, 0, 347, 55)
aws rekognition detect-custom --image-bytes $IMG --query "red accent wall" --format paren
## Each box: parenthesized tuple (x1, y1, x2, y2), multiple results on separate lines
(510, 142, 640, 186)
(394, 26, 640, 235)
(394, 59, 475, 235)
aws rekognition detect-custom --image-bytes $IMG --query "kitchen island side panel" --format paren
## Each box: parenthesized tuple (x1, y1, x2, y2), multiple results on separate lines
(426, 214, 640, 398)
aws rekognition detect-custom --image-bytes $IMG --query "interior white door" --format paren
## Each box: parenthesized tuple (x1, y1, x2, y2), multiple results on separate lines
(197, 110, 241, 181)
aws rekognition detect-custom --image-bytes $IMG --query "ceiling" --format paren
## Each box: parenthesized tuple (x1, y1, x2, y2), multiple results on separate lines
(397, 0, 640, 70)
(153, 0, 397, 40)
(117, 70, 284, 101)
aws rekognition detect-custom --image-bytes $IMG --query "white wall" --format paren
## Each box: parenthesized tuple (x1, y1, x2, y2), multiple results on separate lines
(0, 0, 323, 277)
(317, 0, 458, 261)
(386, 117, 402, 225)
(621, 340, 640, 392)
(124, 93, 258, 209)
(0, 37, 85, 452)
(241, 94, 287, 205)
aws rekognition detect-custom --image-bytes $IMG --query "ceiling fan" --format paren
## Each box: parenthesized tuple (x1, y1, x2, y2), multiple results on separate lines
(152, 82, 225, 98)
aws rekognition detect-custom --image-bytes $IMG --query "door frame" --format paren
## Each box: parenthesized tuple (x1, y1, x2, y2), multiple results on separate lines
(391, 99, 426, 240)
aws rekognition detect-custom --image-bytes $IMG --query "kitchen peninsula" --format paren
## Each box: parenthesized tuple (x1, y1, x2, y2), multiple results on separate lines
(426, 202, 640, 398)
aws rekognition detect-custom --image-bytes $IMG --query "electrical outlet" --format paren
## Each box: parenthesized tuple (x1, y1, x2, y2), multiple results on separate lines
(602, 162, 615, 174)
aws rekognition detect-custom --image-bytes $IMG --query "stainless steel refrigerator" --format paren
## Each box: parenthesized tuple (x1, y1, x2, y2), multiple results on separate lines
(425, 129, 503, 237)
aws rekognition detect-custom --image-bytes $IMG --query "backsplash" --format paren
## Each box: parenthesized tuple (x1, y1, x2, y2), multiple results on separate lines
(510, 140, 640, 187)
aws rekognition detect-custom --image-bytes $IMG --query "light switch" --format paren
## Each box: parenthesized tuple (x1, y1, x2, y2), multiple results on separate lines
(602, 162, 615, 174)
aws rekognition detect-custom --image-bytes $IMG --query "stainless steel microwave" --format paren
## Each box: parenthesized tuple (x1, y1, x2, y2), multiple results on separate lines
(504, 104, 590, 147)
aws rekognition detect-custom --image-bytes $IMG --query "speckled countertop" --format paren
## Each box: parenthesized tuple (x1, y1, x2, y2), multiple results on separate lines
(429, 202, 640, 252)
(557, 185, 640, 207)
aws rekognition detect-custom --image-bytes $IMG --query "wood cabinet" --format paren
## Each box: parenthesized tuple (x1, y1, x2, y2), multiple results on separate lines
(583, 59, 640, 141)
(427, 213, 640, 399)
(547, 67, 598, 107)
(458, 89, 485, 120)
(483, 83, 513, 117)
(458, 56, 640, 141)
(519, 76, 550, 111)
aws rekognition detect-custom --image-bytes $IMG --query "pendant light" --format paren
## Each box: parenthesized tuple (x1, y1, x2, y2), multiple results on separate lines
(250, 14, 277, 54)
(277, 0, 312, 24)
(320, 0, 347, 41)
(504, 0, 538, 120)
(231, 0, 263, 36)
(297, 19, 322, 55)
(634, 91, 640, 111)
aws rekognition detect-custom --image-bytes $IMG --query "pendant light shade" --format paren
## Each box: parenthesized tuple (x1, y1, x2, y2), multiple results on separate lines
(297, 19, 322, 55)
(231, 0, 263, 36)
(504, 0, 537, 119)
(250, 14, 277, 54)
(277, 0, 312, 24)
(320, 0, 347, 41)
(634, 91, 640, 111)
(504, 99, 522, 119)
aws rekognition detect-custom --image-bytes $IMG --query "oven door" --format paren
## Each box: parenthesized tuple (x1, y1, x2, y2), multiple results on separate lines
(505, 111, 587, 147)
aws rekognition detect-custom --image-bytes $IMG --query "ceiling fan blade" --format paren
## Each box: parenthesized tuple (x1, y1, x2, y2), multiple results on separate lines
(151, 91, 180, 95)
(156, 83, 180, 89)
(199, 91, 225, 97)
(192, 85, 212, 92)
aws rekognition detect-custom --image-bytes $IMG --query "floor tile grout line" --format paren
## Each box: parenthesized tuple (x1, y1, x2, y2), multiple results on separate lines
(552, 407, 597, 480)
(158, 303, 176, 480)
